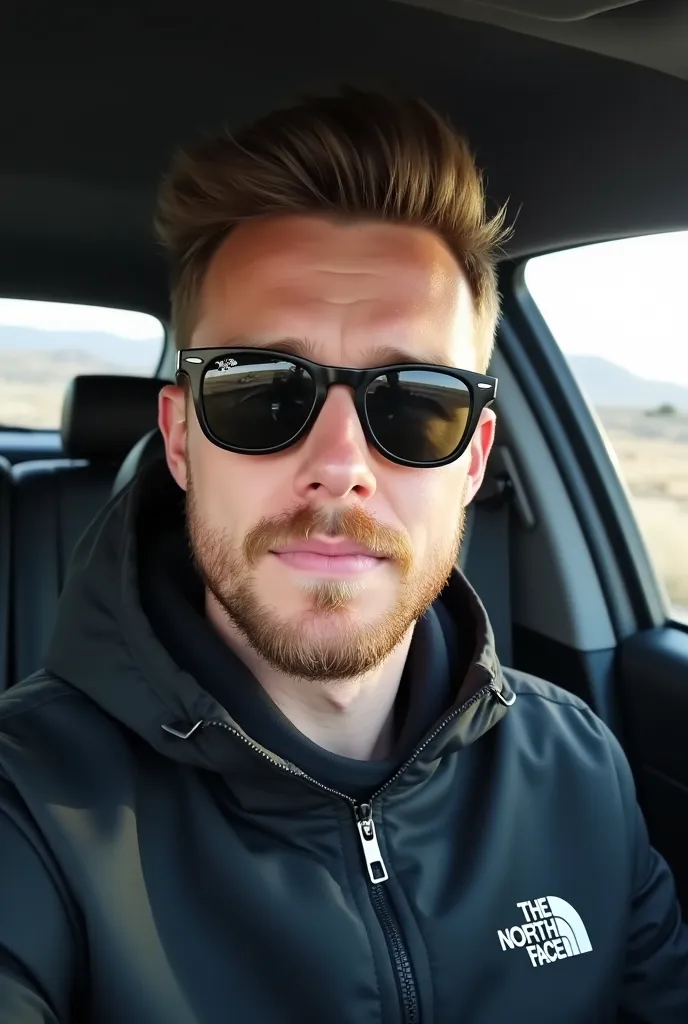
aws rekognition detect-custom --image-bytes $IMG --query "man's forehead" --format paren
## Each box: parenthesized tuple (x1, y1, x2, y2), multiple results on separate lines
(194, 215, 478, 367)
(202, 215, 468, 297)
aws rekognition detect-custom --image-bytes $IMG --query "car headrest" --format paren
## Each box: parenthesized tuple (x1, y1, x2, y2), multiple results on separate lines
(61, 375, 167, 461)
(111, 429, 167, 497)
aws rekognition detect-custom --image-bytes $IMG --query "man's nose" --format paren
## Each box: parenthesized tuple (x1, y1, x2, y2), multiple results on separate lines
(291, 386, 377, 502)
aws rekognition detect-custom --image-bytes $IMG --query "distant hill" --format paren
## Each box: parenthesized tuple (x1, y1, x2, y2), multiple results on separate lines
(0, 325, 161, 371)
(0, 347, 141, 386)
(569, 355, 688, 410)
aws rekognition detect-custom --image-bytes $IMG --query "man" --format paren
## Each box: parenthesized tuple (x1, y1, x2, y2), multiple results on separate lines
(0, 91, 687, 1024)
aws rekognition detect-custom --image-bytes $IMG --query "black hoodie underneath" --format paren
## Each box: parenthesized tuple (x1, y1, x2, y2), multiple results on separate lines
(0, 461, 686, 1024)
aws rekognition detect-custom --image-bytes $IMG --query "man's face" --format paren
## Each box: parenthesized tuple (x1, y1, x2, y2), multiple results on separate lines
(160, 216, 495, 679)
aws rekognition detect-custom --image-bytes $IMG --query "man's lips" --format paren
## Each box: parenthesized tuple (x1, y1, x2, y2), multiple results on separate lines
(270, 539, 385, 575)
(271, 540, 380, 557)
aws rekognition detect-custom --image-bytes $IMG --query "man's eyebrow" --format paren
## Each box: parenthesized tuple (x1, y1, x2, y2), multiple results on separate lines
(221, 336, 455, 369)
(366, 344, 456, 370)
(227, 336, 318, 360)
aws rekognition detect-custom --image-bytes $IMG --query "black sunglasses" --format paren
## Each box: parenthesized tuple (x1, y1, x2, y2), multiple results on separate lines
(177, 348, 497, 469)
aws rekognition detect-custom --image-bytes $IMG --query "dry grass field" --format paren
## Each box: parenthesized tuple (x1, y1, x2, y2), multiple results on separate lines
(0, 380, 67, 429)
(597, 407, 688, 613)
(0, 349, 138, 429)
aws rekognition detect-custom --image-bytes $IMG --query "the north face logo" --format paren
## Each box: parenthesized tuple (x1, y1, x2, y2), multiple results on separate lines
(498, 897, 593, 968)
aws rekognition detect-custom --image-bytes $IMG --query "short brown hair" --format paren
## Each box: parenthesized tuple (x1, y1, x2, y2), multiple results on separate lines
(155, 89, 510, 369)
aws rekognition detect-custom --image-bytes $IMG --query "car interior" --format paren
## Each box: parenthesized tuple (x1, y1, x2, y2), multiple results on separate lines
(1, 0, 688, 921)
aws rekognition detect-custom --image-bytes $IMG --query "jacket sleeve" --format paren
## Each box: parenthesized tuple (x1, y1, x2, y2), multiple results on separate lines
(607, 729, 688, 1023)
(0, 779, 79, 1023)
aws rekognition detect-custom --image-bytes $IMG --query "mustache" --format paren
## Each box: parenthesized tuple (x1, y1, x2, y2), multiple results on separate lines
(243, 504, 414, 574)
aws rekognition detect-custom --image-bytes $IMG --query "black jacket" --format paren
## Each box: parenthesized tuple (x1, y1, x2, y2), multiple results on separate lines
(1, 464, 687, 1024)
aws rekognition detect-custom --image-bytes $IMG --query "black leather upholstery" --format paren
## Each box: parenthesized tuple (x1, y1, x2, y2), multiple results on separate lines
(0, 457, 12, 691)
(61, 375, 165, 460)
(9, 375, 167, 685)
(10, 459, 115, 684)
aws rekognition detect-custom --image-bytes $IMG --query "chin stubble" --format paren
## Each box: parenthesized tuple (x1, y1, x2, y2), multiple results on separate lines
(185, 472, 465, 681)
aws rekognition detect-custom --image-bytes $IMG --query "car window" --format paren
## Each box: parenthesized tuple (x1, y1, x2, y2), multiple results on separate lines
(524, 232, 688, 619)
(0, 299, 164, 430)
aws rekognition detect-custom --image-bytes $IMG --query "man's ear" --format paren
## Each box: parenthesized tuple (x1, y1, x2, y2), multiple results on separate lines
(158, 384, 188, 491)
(463, 409, 497, 506)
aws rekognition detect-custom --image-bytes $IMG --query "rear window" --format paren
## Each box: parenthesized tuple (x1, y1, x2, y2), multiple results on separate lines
(0, 299, 165, 429)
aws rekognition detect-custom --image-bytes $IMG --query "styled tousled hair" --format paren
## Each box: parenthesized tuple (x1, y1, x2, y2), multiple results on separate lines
(155, 89, 510, 369)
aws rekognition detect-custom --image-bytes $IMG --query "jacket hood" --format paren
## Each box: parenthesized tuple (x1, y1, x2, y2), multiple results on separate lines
(45, 461, 515, 777)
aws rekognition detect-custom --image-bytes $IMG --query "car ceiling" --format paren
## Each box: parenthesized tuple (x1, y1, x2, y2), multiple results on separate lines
(399, 0, 688, 80)
(1, 0, 687, 320)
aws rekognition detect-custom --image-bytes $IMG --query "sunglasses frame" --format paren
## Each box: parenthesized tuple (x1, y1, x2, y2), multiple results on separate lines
(177, 347, 498, 468)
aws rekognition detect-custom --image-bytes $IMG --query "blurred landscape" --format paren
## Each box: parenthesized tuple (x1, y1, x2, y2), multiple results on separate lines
(0, 331, 687, 612)
(0, 348, 144, 428)
(0, 326, 158, 429)
(572, 356, 688, 612)
(594, 405, 688, 610)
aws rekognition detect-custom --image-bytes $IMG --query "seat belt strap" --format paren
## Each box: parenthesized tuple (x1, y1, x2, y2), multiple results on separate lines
(462, 495, 513, 666)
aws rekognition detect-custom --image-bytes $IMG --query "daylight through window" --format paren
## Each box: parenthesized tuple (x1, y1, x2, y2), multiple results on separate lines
(0, 299, 164, 430)
(525, 232, 688, 619)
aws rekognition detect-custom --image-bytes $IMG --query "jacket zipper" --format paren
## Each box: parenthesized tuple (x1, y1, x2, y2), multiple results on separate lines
(357, 801, 417, 1023)
(162, 680, 512, 1024)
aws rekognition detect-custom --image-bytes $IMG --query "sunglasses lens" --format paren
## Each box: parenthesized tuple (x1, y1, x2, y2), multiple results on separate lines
(202, 354, 316, 451)
(366, 369, 472, 463)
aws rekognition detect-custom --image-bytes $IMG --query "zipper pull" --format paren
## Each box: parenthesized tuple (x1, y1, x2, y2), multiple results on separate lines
(161, 721, 203, 740)
(356, 803, 389, 885)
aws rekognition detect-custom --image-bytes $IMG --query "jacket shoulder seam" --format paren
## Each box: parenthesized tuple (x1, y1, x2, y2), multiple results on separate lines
(510, 690, 586, 709)
(0, 684, 86, 725)
(506, 684, 591, 716)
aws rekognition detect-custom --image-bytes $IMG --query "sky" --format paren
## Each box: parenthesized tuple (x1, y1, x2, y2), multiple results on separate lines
(525, 230, 688, 387)
(0, 229, 687, 385)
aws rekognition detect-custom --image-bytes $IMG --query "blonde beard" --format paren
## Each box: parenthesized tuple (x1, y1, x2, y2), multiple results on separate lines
(185, 474, 466, 681)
